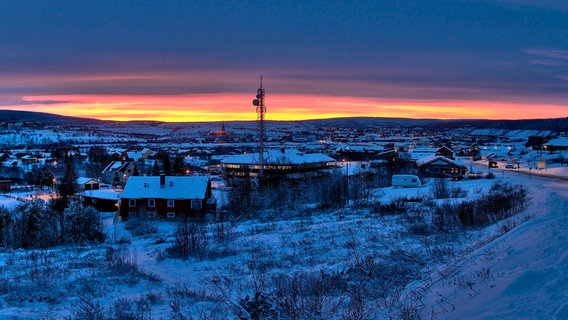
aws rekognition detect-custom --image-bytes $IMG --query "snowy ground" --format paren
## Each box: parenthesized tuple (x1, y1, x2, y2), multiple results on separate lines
(416, 167, 568, 319)
(0, 167, 566, 318)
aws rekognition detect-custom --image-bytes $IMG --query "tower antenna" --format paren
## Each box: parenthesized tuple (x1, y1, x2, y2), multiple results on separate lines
(252, 76, 266, 177)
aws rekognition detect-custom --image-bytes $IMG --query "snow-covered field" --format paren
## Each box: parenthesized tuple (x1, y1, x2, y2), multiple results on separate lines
(0, 166, 565, 319)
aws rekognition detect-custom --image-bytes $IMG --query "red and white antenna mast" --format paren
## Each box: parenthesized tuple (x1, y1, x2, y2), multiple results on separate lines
(252, 76, 266, 177)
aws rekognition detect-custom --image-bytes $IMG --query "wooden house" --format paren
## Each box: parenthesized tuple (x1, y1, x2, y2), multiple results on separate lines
(101, 161, 137, 186)
(417, 155, 467, 179)
(0, 180, 11, 192)
(79, 189, 121, 212)
(435, 146, 455, 159)
(119, 174, 215, 220)
(74, 178, 101, 191)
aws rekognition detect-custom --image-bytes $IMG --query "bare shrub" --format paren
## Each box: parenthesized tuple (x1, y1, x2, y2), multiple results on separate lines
(212, 221, 236, 244)
(450, 185, 467, 198)
(167, 220, 210, 260)
(105, 247, 139, 275)
(72, 297, 106, 320)
(431, 178, 450, 199)
(432, 183, 528, 228)
(271, 270, 346, 319)
(432, 200, 462, 231)
(404, 212, 432, 236)
(125, 217, 158, 236)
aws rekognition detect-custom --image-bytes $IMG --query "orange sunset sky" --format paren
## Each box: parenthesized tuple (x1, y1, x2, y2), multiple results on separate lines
(1, 1, 567, 122)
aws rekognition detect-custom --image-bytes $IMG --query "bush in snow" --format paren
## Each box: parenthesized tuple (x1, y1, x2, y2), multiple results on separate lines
(167, 219, 210, 260)
(64, 202, 105, 245)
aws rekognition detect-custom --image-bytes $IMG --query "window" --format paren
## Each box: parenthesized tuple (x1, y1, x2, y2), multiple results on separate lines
(191, 199, 202, 210)
(167, 212, 175, 218)
(147, 211, 156, 218)
(148, 199, 156, 207)
(129, 199, 136, 207)
(167, 199, 175, 208)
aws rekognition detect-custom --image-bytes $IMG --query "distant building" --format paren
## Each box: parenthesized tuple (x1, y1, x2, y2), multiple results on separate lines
(101, 161, 137, 186)
(210, 123, 227, 136)
(0, 180, 11, 192)
(416, 155, 467, 179)
(545, 137, 568, 152)
(221, 148, 336, 182)
(79, 189, 121, 212)
(20, 155, 38, 164)
(119, 174, 215, 220)
(123, 148, 153, 162)
(74, 178, 101, 191)
(435, 146, 454, 159)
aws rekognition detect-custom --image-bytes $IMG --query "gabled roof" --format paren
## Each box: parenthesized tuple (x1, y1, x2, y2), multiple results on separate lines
(416, 155, 466, 168)
(221, 148, 334, 165)
(102, 161, 134, 173)
(121, 176, 209, 200)
(75, 177, 101, 185)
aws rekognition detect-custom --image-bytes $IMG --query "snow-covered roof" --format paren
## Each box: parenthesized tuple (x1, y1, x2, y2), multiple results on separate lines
(416, 155, 465, 167)
(78, 189, 121, 200)
(221, 148, 334, 165)
(546, 137, 568, 147)
(102, 161, 133, 173)
(121, 176, 209, 200)
(74, 177, 101, 185)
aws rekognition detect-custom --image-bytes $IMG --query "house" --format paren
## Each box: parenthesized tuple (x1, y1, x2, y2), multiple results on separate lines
(416, 155, 467, 179)
(74, 178, 101, 191)
(21, 155, 38, 164)
(221, 148, 336, 182)
(544, 137, 568, 152)
(123, 148, 153, 162)
(101, 161, 137, 186)
(435, 146, 454, 159)
(119, 174, 215, 220)
(79, 189, 121, 212)
(0, 180, 11, 192)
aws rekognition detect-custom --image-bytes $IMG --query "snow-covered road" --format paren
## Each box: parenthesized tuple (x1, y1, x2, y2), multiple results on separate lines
(420, 172, 568, 319)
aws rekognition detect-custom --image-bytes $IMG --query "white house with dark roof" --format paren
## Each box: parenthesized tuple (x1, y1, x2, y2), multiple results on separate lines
(120, 174, 215, 220)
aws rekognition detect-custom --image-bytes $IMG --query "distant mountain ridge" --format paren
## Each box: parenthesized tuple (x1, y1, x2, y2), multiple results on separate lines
(0, 110, 101, 126)
(0, 110, 566, 131)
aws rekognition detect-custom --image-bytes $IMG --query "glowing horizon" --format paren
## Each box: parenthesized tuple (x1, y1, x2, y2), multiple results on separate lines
(1, 93, 566, 122)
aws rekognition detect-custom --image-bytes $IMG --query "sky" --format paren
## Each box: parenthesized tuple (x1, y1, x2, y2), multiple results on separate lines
(1, 0, 568, 122)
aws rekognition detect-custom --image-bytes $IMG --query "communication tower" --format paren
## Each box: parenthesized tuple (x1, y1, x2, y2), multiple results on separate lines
(252, 76, 267, 177)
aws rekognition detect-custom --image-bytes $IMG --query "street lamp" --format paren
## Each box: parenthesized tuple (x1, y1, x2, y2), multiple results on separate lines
(52, 178, 56, 190)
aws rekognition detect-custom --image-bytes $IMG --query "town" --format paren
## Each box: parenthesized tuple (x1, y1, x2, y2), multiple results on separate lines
(0, 112, 566, 218)
(0, 111, 567, 319)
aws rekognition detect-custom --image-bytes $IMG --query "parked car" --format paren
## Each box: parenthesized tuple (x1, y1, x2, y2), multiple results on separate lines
(505, 164, 515, 169)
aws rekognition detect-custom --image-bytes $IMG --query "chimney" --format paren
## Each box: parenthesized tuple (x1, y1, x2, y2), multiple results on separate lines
(160, 172, 165, 188)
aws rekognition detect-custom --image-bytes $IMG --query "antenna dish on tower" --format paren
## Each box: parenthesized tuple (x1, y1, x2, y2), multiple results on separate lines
(253, 76, 267, 177)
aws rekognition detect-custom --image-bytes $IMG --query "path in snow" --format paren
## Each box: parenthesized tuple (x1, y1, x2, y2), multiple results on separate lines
(420, 173, 568, 319)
